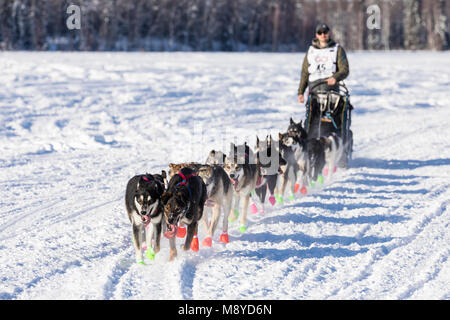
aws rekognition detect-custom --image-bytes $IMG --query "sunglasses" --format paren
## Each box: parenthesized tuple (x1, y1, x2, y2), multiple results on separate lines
(317, 30, 329, 35)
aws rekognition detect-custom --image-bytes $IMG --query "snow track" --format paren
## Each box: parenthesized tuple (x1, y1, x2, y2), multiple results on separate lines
(0, 52, 449, 299)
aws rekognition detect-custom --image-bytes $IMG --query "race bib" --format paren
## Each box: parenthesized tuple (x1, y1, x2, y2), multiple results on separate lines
(307, 44, 339, 82)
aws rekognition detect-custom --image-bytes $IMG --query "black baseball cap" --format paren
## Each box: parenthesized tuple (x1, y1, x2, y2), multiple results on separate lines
(315, 23, 330, 34)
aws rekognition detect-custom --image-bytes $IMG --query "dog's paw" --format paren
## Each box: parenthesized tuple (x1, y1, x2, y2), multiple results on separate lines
(145, 248, 155, 260)
(220, 232, 229, 244)
(268, 195, 276, 206)
(169, 249, 177, 261)
(190, 236, 199, 252)
(317, 175, 324, 185)
(275, 195, 283, 205)
(202, 236, 212, 247)
(300, 186, 308, 195)
(228, 209, 239, 223)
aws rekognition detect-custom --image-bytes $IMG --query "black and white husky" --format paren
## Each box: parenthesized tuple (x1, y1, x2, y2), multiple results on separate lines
(161, 167, 207, 261)
(197, 164, 233, 245)
(125, 171, 167, 264)
(288, 118, 340, 185)
(223, 142, 258, 233)
(254, 135, 286, 213)
(278, 132, 300, 203)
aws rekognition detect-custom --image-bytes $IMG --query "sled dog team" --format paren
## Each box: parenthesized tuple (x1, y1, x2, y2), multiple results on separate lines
(125, 118, 344, 263)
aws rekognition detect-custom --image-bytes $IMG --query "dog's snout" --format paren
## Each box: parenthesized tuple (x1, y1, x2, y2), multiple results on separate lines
(230, 173, 235, 179)
(141, 210, 147, 215)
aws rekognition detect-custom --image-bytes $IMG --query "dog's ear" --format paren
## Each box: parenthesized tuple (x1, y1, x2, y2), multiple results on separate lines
(161, 170, 167, 179)
(299, 120, 303, 127)
(278, 132, 283, 140)
(209, 150, 216, 156)
(290, 117, 295, 125)
(256, 135, 259, 146)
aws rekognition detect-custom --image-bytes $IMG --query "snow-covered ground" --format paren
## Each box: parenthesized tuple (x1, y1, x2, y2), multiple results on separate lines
(0, 51, 449, 300)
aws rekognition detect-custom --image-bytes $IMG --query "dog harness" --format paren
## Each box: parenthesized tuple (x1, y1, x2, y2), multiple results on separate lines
(176, 171, 197, 198)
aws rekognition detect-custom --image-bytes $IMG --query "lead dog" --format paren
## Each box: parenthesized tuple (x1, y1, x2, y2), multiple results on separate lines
(161, 167, 207, 261)
(125, 171, 166, 264)
(223, 142, 258, 233)
(197, 164, 233, 245)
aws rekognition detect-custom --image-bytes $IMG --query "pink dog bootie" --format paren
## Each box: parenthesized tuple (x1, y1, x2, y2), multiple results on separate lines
(268, 195, 276, 206)
(250, 203, 258, 214)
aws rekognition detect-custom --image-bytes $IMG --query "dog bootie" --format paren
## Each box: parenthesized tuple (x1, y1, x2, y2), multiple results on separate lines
(191, 235, 199, 252)
(202, 236, 212, 247)
(239, 225, 247, 233)
(220, 232, 229, 244)
(259, 209, 265, 216)
(318, 175, 324, 185)
(323, 168, 329, 176)
(177, 225, 186, 238)
(300, 186, 308, 195)
(145, 247, 155, 260)
(294, 183, 300, 193)
(268, 195, 276, 206)
(228, 209, 239, 223)
(250, 203, 258, 214)
(275, 194, 283, 205)
(288, 194, 295, 201)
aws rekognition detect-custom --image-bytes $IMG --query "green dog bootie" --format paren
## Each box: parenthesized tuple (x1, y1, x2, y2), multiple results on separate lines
(275, 194, 284, 205)
(288, 194, 295, 201)
(317, 175, 324, 185)
(145, 247, 156, 260)
(229, 209, 239, 223)
(239, 225, 247, 233)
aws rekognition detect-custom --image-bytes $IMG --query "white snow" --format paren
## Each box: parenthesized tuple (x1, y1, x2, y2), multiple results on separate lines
(0, 51, 449, 300)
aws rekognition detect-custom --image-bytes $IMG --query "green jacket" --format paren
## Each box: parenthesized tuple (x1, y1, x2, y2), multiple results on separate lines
(298, 38, 349, 95)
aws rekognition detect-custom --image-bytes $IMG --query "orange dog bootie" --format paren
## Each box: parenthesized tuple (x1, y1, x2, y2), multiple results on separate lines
(190, 235, 199, 252)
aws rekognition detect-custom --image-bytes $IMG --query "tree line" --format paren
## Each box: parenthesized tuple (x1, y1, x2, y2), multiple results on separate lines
(0, 0, 448, 51)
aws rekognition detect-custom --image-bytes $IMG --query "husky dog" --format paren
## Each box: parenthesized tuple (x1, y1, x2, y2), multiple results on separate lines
(277, 132, 300, 203)
(197, 164, 233, 245)
(206, 150, 227, 165)
(286, 118, 327, 187)
(254, 135, 286, 213)
(223, 142, 258, 233)
(161, 167, 207, 261)
(322, 133, 343, 179)
(125, 171, 167, 264)
(287, 118, 310, 192)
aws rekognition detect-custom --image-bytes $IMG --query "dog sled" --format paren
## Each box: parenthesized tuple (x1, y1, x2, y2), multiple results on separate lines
(304, 81, 353, 168)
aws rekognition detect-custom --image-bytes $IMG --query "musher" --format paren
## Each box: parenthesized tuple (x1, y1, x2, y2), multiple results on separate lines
(297, 23, 352, 167)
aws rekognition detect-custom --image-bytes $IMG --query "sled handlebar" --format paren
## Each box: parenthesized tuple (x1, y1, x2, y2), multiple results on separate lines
(308, 80, 349, 96)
